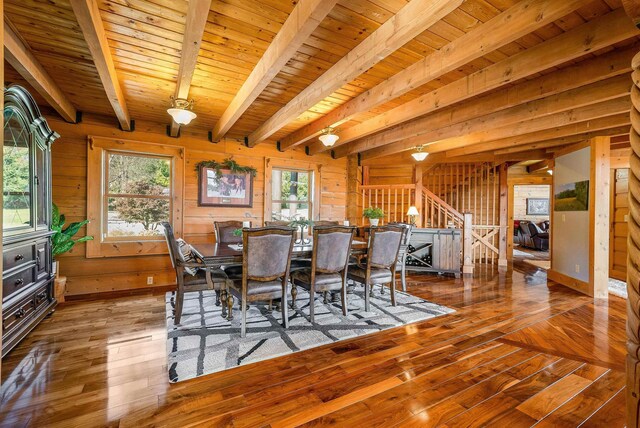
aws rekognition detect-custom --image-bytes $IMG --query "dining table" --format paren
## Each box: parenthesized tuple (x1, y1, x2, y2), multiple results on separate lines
(191, 239, 368, 267)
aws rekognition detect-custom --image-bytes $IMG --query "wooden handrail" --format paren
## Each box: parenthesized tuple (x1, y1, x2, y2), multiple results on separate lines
(421, 187, 464, 220)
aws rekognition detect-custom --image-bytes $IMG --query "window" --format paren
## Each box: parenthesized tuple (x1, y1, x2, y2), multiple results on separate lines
(87, 137, 183, 258)
(104, 152, 171, 240)
(270, 169, 312, 221)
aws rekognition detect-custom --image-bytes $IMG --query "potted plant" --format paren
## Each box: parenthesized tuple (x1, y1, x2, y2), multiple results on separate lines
(363, 206, 384, 226)
(51, 203, 94, 277)
(233, 228, 243, 247)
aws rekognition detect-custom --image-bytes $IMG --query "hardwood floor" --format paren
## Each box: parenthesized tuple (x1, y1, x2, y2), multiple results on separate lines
(0, 262, 626, 427)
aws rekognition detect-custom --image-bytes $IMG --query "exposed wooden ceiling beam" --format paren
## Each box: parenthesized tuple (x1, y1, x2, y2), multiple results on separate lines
(323, 9, 638, 155)
(333, 45, 634, 158)
(246, 0, 463, 147)
(70, 0, 131, 131)
(493, 126, 631, 155)
(4, 19, 77, 122)
(527, 160, 551, 173)
(360, 97, 630, 161)
(209, 0, 337, 142)
(337, 75, 630, 159)
(169, 0, 212, 137)
(287, 0, 587, 153)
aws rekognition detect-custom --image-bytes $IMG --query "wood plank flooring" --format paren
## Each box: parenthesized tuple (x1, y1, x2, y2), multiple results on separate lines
(0, 262, 626, 427)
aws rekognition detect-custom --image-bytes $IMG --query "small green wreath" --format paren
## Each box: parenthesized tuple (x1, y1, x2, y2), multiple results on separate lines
(195, 157, 257, 178)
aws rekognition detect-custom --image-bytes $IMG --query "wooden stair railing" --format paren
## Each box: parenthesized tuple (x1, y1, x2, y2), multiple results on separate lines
(419, 187, 464, 229)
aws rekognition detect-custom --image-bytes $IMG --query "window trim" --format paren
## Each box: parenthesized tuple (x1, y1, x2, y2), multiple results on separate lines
(264, 158, 320, 222)
(86, 136, 184, 258)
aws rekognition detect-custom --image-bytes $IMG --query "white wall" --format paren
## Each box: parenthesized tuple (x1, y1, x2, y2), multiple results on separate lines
(552, 147, 590, 283)
(514, 184, 550, 221)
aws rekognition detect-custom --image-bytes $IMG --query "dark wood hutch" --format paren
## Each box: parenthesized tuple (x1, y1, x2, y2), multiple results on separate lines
(2, 85, 58, 357)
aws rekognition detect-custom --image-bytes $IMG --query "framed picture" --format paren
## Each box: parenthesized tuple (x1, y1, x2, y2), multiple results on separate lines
(198, 165, 253, 207)
(554, 180, 589, 212)
(526, 198, 549, 215)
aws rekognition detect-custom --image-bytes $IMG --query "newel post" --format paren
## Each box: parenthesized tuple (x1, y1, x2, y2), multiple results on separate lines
(623, 1, 640, 426)
(462, 213, 474, 275)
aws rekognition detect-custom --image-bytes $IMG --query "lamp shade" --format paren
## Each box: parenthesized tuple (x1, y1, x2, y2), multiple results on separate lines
(319, 132, 339, 147)
(167, 108, 197, 125)
(411, 151, 428, 161)
(407, 206, 419, 216)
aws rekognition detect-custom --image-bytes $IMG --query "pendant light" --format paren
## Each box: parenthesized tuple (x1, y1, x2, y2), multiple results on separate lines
(167, 96, 197, 125)
(319, 127, 339, 147)
(411, 145, 429, 161)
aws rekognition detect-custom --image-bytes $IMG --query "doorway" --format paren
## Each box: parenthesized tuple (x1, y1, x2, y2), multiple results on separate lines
(512, 184, 551, 268)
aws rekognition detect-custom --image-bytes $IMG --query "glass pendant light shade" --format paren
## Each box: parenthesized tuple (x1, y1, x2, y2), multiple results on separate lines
(411, 145, 429, 161)
(319, 128, 339, 147)
(167, 97, 196, 125)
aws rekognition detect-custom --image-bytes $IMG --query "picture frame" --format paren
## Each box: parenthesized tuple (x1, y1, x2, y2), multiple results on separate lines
(554, 180, 589, 212)
(526, 198, 549, 215)
(198, 165, 253, 207)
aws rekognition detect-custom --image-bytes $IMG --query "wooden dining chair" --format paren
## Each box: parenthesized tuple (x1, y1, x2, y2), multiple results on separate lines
(215, 220, 250, 244)
(226, 226, 295, 337)
(162, 222, 229, 324)
(291, 226, 355, 322)
(388, 222, 413, 292)
(347, 225, 404, 312)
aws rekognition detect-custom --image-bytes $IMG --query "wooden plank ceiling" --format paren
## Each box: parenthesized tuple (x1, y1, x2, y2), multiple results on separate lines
(2, 0, 638, 163)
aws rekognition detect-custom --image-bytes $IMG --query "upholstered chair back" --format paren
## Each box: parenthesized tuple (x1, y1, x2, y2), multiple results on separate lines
(243, 227, 295, 280)
(368, 225, 405, 268)
(313, 226, 355, 273)
(215, 220, 248, 244)
(264, 220, 290, 227)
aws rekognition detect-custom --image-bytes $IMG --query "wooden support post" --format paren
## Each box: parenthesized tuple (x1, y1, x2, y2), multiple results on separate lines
(498, 163, 508, 266)
(463, 213, 474, 275)
(414, 165, 423, 226)
(590, 136, 610, 299)
(623, 3, 640, 425)
(346, 155, 360, 226)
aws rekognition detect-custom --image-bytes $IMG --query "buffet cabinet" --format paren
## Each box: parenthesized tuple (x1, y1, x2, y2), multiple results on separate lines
(2, 85, 58, 357)
(405, 228, 461, 277)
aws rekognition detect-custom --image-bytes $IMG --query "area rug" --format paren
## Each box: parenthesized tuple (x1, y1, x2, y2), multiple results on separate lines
(165, 288, 454, 382)
(609, 278, 628, 299)
(524, 259, 551, 269)
(513, 249, 534, 258)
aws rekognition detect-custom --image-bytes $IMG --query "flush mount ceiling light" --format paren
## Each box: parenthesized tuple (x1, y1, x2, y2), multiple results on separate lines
(318, 127, 339, 147)
(167, 96, 197, 125)
(547, 169, 553, 175)
(411, 145, 429, 161)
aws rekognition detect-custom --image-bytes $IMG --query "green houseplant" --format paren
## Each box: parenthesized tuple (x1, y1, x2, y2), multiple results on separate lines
(363, 206, 384, 226)
(52, 203, 94, 275)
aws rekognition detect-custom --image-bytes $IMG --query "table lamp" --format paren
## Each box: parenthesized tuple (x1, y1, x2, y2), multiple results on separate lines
(407, 206, 419, 225)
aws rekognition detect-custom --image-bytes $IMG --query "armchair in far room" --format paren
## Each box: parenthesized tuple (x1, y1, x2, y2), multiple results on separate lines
(526, 222, 549, 251)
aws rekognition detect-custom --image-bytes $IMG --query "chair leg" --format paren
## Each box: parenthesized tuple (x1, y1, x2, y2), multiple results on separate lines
(364, 282, 370, 312)
(241, 298, 247, 338)
(401, 258, 407, 292)
(310, 283, 315, 323)
(291, 283, 298, 309)
(380, 283, 385, 294)
(226, 293, 234, 321)
(282, 285, 289, 329)
(215, 290, 221, 306)
(220, 290, 228, 318)
(174, 290, 184, 324)
(390, 280, 396, 306)
(341, 285, 348, 317)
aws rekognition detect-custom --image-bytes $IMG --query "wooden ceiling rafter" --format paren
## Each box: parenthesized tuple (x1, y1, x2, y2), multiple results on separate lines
(70, 0, 132, 131)
(337, 74, 631, 159)
(3, 18, 77, 122)
(209, 0, 338, 142)
(294, 0, 588, 154)
(246, 0, 464, 147)
(329, 9, 639, 158)
(169, 0, 212, 138)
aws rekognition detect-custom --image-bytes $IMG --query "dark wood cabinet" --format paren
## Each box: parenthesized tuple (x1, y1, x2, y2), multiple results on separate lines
(2, 85, 58, 357)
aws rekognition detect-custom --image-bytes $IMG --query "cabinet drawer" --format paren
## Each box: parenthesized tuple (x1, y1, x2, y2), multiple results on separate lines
(3, 243, 35, 272)
(2, 294, 35, 335)
(3, 266, 35, 299)
(34, 284, 50, 313)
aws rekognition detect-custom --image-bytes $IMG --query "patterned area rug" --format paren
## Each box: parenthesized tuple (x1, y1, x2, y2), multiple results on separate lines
(165, 288, 454, 382)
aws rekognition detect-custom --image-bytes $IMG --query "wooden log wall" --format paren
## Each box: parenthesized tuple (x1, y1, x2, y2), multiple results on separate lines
(47, 114, 347, 297)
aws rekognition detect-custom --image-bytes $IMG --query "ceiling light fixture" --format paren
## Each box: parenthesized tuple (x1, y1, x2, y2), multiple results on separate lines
(319, 127, 339, 147)
(411, 145, 429, 161)
(167, 96, 196, 125)
(547, 169, 553, 175)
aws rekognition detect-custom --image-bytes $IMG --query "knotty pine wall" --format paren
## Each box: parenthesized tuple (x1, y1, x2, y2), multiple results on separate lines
(47, 115, 347, 297)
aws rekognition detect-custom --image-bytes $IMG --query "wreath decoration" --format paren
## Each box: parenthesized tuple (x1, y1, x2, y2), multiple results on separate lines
(195, 157, 257, 178)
